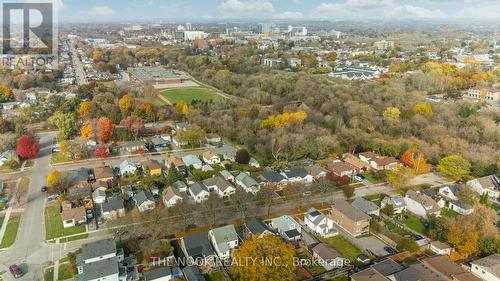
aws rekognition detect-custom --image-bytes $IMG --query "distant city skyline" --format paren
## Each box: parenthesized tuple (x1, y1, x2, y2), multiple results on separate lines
(53, 0, 500, 23)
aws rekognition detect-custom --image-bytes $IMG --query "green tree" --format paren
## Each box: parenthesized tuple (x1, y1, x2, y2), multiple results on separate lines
(437, 155, 471, 180)
(48, 112, 77, 140)
(397, 237, 419, 253)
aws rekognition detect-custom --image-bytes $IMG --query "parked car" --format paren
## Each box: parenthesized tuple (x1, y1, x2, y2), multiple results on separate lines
(302, 191, 312, 197)
(353, 175, 364, 182)
(355, 173, 365, 180)
(356, 254, 371, 265)
(41, 186, 48, 192)
(384, 246, 398, 255)
(9, 264, 23, 278)
(47, 194, 59, 201)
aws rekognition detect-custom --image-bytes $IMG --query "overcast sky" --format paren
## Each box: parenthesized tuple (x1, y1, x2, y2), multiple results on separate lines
(54, 0, 500, 22)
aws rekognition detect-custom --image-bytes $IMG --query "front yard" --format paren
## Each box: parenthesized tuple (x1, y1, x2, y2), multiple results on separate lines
(322, 235, 363, 265)
(0, 216, 20, 248)
(296, 251, 326, 276)
(45, 205, 86, 240)
(58, 263, 75, 280)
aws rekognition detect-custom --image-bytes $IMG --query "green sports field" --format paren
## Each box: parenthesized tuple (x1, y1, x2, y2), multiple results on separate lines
(160, 87, 223, 104)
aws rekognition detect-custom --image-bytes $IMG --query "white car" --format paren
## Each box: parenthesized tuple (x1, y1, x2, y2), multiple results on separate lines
(353, 175, 363, 182)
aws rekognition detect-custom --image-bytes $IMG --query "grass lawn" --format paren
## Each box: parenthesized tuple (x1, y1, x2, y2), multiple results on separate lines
(45, 206, 86, 240)
(59, 233, 89, 243)
(0, 216, 20, 248)
(204, 271, 226, 281)
(362, 172, 385, 184)
(296, 252, 326, 276)
(58, 263, 75, 280)
(322, 235, 362, 265)
(51, 152, 70, 164)
(161, 87, 223, 104)
(331, 276, 349, 281)
(440, 207, 458, 218)
(402, 212, 426, 234)
(152, 97, 167, 106)
(44, 267, 54, 281)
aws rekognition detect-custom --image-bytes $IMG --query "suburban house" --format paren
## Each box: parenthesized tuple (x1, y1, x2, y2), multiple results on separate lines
(217, 146, 237, 162)
(76, 239, 127, 281)
(121, 185, 134, 198)
(438, 184, 461, 201)
(471, 254, 500, 281)
(163, 186, 184, 207)
(260, 171, 288, 186)
(0, 150, 17, 167)
(182, 155, 203, 170)
(249, 158, 260, 168)
(121, 140, 147, 154)
(381, 195, 407, 214)
(220, 170, 234, 183)
(205, 133, 221, 144)
(61, 206, 86, 228)
(351, 259, 405, 281)
(203, 176, 235, 197)
(151, 136, 171, 149)
(420, 255, 483, 281)
(330, 199, 370, 237)
(329, 160, 357, 177)
(283, 168, 314, 183)
(429, 241, 454, 256)
(311, 243, 345, 271)
(404, 190, 441, 218)
(208, 224, 239, 259)
(189, 183, 210, 203)
(244, 218, 275, 239)
(93, 166, 115, 185)
(92, 187, 107, 204)
(166, 156, 187, 175)
(370, 157, 399, 170)
(269, 215, 302, 241)
(133, 191, 156, 212)
(101, 198, 125, 220)
(235, 172, 260, 194)
(358, 152, 379, 164)
(306, 164, 328, 178)
(119, 160, 137, 176)
(182, 266, 205, 281)
(202, 151, 221, 165)
(449, 199, 474, 215)
(172, 136, 187, 147)
(144, 266, 183, 281)
(304, 208, 338, 238)
(141, 159, 163, 176)
(201, 164, 214, 172)
(181, 232, 216, 264)
(342, 153, 370, 171)
(351, 197, 380, 216)
(468, 175, 500, 200)
(421, 188, 446, 208)
(67, 167, 91, 187)
(172, 180, 188, 192)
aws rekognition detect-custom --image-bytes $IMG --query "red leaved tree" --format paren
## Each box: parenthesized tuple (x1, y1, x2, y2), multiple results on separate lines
(95, 144, 109, 158)
(400, 149, 414, 167)
(16, 135, 39, 159)
(97, 117, 114, 143)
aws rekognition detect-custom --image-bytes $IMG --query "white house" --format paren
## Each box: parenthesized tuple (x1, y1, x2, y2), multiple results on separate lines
(304, 208, 338, 238)
(203, 176, 235, 198)
(235, 172, 260, 194)
(449, 200, 474, 215)
(92, 187, 107, 204)
(468, 175, 500, 200)
(182, 155, 203, 170)
(189, 183, 210, 203)
(162, 186, 184, 208)
(381, 195, 407, 214)
(134, 191, 156, 212)
(269, 215, 302, 241)
(404, 190, 441, 218)
(119, 160, 137, 176)
(208, 225, 239, 259)
(471, 254, 500, 281)
(281, 168, 314, 183)
(220, 170, 234, 183)
(429, 241, 453, 256)
(202, 151, 221, 165)
(438, 184, 461, 201)
(77, 239, 127, 281)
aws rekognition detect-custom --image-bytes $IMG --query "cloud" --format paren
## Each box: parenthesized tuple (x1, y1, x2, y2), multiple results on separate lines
(346, 0, 392, 9)
(218, 0, 275, 17)
(384, 5, 446, 19)
(273, 11, 304, 20)
(311, 0, 393, 19)
(80, 6, 116, 16)
(456, 2, 500, 19)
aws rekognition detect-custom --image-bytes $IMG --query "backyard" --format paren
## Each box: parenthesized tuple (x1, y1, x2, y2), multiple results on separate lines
(322, 235, 363, 265)
(402, 212, 427, 234)
(160, 87, 224, 104)
(45, 205, 86, 240)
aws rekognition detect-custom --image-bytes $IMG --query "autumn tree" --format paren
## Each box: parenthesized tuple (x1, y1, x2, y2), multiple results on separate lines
(135, 102, 155, 122)
(437, 155, 471, 180)
(80, 121, 93, 139)
(230, 235, 296, 281)
(47, 170, 67, 194)
(0, 84, 13, 102)
(177, 125, 206, 147)
(414, 103, 433, 117)
(342, 185, 355, 199)
(387, 167, 415, 188)
(175, 101, 189, 117)
(383, 107, 401, 123)
(327, 51, 337, 62)
(120, 116, 145, 140)
(118, 94, 134, 116)
(16, 135, 39, 159)
(97, 117, 114, 142)
(260, 111, 307, 128)
(447, 222, 479, 257)
(95, 144, 109, 158)
(77, 101, 93, 119)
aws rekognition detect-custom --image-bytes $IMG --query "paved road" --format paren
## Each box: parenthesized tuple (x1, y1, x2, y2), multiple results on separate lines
(69, 39, 87, 86)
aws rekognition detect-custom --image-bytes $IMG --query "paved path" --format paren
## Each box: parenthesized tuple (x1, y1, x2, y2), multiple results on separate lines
(0, 207, 12, 244)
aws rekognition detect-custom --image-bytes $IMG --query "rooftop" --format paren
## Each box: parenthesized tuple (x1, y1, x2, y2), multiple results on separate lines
(332, 199, 371, 222)
(81, 238, 116, 261)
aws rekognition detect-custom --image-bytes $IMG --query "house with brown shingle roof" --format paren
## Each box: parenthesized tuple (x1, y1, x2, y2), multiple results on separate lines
(93, 166, 114, 183)
(404, 190, 441, 218)
(343, 153, 370, 171)
(329, 160, 357, 177)
(61, 206, 86, 228)
(330, 199, 370, 237)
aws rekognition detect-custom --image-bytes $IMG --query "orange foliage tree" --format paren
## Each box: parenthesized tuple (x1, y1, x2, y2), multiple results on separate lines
(97, 117, 114, 142)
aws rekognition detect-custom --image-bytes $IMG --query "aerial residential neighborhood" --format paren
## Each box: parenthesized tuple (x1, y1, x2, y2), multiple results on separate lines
(0, 1, 499, 281)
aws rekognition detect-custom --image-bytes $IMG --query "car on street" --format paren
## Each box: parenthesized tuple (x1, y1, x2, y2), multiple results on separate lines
(9, 264, 23, 278)
(353, 175, 364, 182)
(47, 194, 59, 201)
(356, 173, 365, 180)
(41, 186, 48, 192)
(302, 191, 312, 196)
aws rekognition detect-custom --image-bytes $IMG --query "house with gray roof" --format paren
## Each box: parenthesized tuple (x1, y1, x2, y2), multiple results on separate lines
(438, 184, 462, 201)
(381, 195, 407, 214)
(172, 180, 188, 192)
(76, 239, 126, 281)
(67, 168, 91, 186)
(162, 186, 184, 208)
(269, 215, 301, 241)
(404, 190, 441, 218)
(304, 208, 338, 238)
(208, 224, 239, 259)
(449, 199, 474, 215)
(182, 266, 205, 281)
(182, 155, 203, 170)
(312, 243, 345, 271)
(121, 140, 146, 153)
(260, 171, 288, 186)
(331, 199, 370, 237)
(144, 266, 182, 281)
(182, 232, 216, 261)
(101, 198, 125, 221)
(133, 190, 155, 212)
(244, 218, 275, 239)
(282, 168, 313, 183)
(235, 172, 260, 194)
(471, 254, 500, 281)
(189, 183, 210, 203)
(203, 176, 235, 198)
(352, 197, 380, 216)
(468, 175, 500, 200)
(151, 136, 170, 148)
(220, 170, 234, 183)
(119, 160, 137, 176)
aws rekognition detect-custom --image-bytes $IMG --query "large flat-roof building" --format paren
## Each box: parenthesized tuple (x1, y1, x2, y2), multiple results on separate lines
(127, 67, 188, 86)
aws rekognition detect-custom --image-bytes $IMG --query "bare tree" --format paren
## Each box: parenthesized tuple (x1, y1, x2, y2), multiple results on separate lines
(201, 193, 224, 227)
(232, 190, 252, 220)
